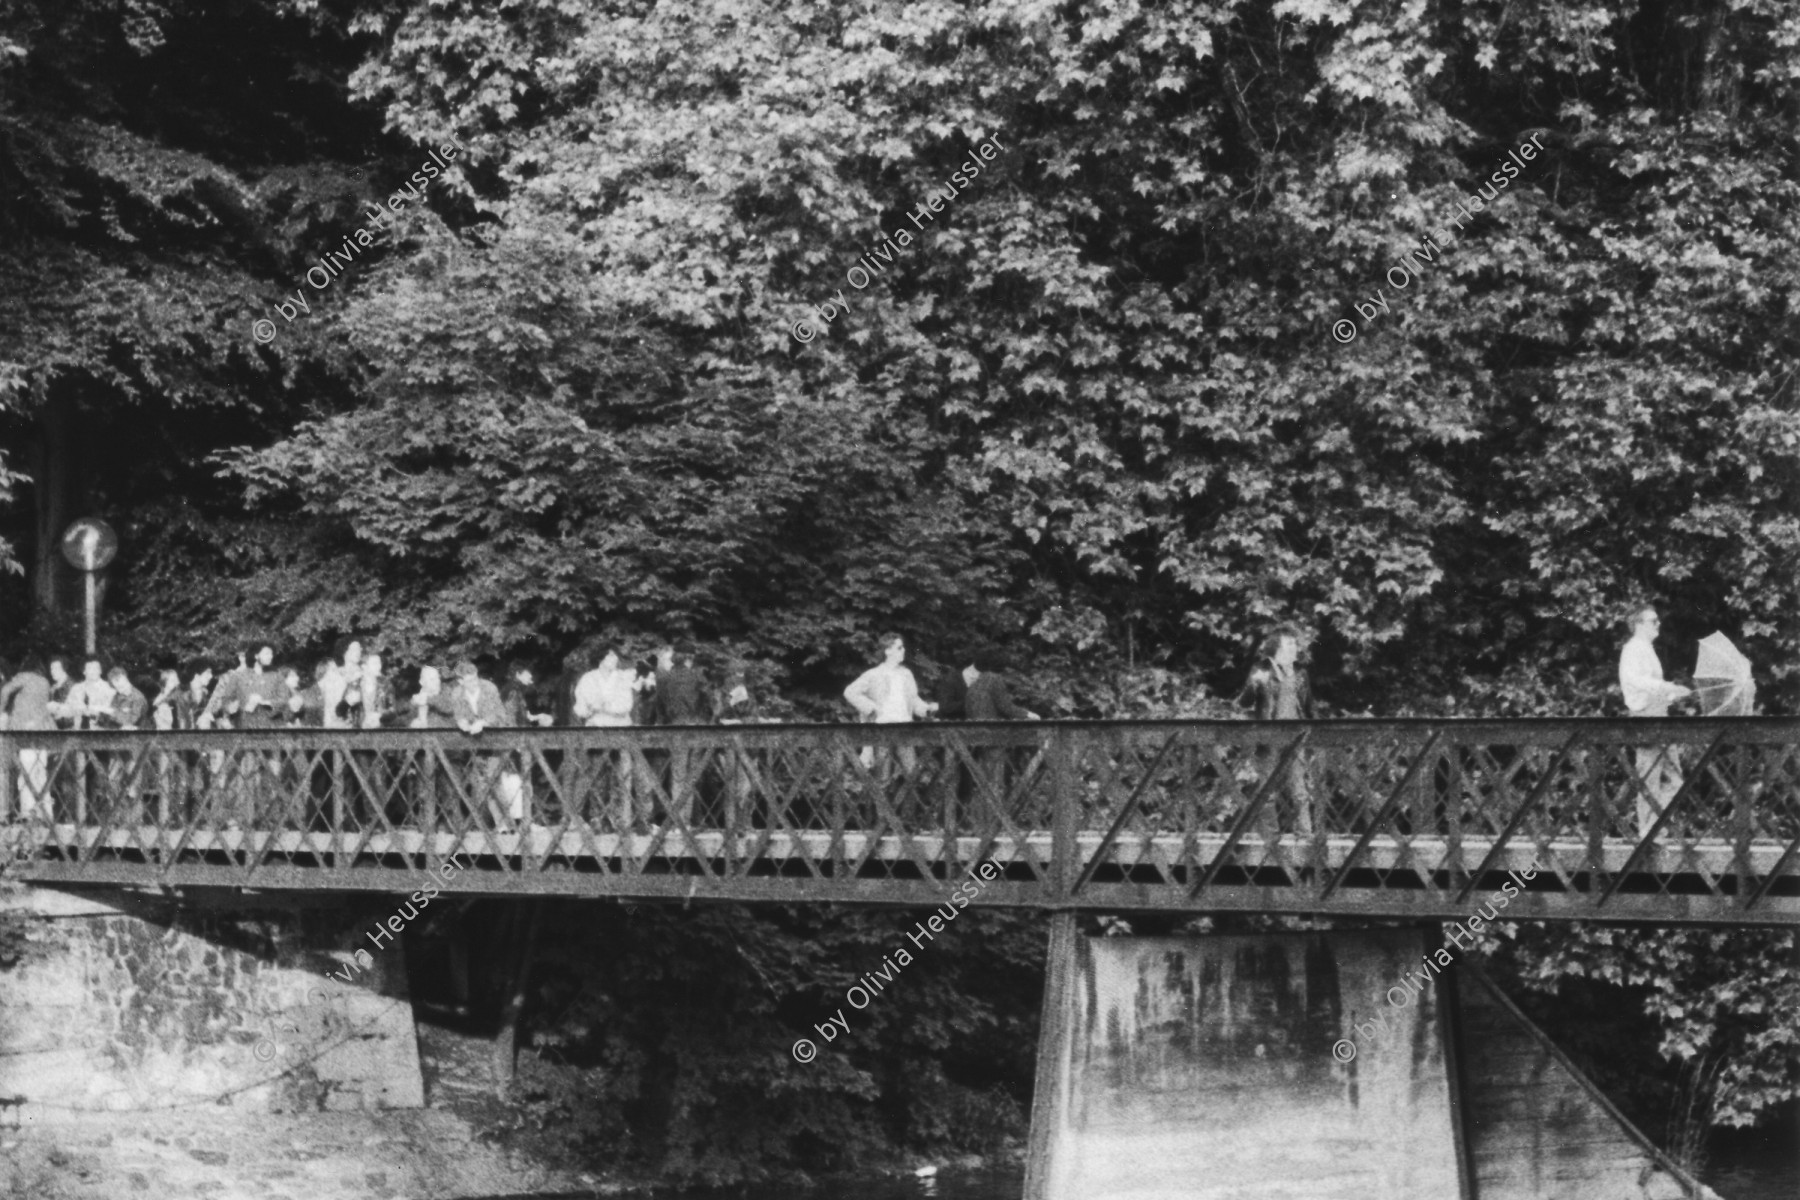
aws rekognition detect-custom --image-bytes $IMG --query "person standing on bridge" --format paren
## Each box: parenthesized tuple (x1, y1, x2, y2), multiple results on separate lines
(844, 634, 937, 809)
(1236, 623, 1316, 837)
(292, 659, 331, 726)
(275, 665, 306, 724)
(409, 665, 454, 727)
(354, 652, 394, 728)
(321, 636, 363, 729)
(45, 655, 75, 728)
(574, 646, 646, 832)
(149, 668, 182, 730)
(448, 661, 515, 831)
(65, 656, 117, 731)
(501, 665, 554, 729)
(497, 664, 551, 829)
(649, 641, 708, 828)
(101, 667, 147, 730)
(1, 657, 56, 819)
(206, 643, 292, 829)
(101, 667, 150, 825)
(204, 643, 292, 730)
(181, 663, 213, 729)
(1619, 605, 1693, 837)
(716, 668, 770, 831)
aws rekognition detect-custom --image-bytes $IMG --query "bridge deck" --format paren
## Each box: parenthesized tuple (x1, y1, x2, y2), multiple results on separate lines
(2, 719, 1798, 923)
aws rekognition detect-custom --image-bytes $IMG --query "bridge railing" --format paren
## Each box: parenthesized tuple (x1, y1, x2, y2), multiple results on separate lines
(1, 719, 1797, 918)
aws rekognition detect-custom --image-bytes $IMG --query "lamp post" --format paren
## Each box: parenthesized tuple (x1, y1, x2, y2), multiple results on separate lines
(59, 518, 118, 655)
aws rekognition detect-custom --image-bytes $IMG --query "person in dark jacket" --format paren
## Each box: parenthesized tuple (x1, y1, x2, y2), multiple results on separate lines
(148, 668, 187, 826)
(935, 655, 971, 721)
(96, 667, 149, 825)
(650, 642, 709, 826)
(650, 643, 709, 724)
(204, 643, 291, 730)
(182, 663, 215, 729)
(1237, 624, 1315, 721)
(501, 665, 554, 727)
(1235, 623, 1316, 836)
(956, 651, 1039, 812)
(102, 667, 148, 730)
(965, 655, 1040, 722)
(715, 670, 772, 830)
(496, 664, 550, 830)
(446, 661, 516, 830)
(45, 655, 76, 728)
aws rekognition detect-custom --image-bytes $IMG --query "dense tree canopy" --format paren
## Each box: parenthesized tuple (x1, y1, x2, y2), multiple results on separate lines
(6, 0, 1800, 701)
(2, 0, 1798, 1182)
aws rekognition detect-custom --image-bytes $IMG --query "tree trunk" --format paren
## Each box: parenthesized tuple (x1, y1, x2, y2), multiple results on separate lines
(491, 899, 544, 1094)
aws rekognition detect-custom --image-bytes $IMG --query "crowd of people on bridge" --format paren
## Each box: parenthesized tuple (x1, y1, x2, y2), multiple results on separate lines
(0, 622, 1325, 833)
(0, 631, 1045, 735)
(0, 631, 1061, 836)
(0, 609, 1732, 841)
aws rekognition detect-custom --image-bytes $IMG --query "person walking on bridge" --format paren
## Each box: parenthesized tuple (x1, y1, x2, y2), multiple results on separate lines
(964, 652, 1040, 722)
(1619, 605, 1692, 838)
(845, 633, 936, 768)
(716, 669, 768, 831)
(958, 649, 1040, 825)
(1236, 623, 1316, 837)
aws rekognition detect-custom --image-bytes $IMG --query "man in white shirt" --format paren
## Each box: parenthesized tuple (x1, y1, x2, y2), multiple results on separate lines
(1619, 606, 1692, 837)
(64, 658, 117, 730)
(572, 647, 645, 831)
(843, 633, 936, 779)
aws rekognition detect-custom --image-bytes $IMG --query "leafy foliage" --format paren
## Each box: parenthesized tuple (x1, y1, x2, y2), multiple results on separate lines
(1489, 924, 1800, 1130)
(1, 0, 1798, 1170)
(513, 899, 1042, 1185)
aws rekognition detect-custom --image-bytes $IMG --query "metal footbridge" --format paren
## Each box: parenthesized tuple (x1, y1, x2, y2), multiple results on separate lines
(2, 719, 1797, 924)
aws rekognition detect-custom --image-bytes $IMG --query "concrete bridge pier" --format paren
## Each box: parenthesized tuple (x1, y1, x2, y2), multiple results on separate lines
(0, 883, 424, 1119)
(1024, 922, 1716, 1200)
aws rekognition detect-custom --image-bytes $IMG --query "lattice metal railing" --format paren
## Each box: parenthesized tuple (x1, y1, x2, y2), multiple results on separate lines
(1, 720, 1796, 922)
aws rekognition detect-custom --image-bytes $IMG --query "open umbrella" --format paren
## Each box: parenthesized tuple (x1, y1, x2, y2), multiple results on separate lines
(1695, 632, 1755, 716)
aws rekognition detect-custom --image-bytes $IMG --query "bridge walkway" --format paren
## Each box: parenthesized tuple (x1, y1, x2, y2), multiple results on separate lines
(1, 719, 1795, 923)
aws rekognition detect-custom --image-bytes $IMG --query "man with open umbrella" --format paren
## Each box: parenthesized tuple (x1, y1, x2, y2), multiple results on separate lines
(1618, 605, 1692, 837)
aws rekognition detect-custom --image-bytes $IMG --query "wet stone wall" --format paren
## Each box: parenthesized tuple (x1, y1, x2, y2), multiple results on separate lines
(0, 885, 424, 1117)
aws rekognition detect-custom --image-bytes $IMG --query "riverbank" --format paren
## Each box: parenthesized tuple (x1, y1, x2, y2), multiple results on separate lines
(0, 1104, 600, 1200)
(0, 1014, 1021, 1200)
(0, 1020, 600, 1200)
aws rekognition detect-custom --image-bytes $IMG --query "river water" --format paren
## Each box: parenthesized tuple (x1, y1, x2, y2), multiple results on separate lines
(470, 1153, 1798, 1200)
(472, 1172, 1024, 1200)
